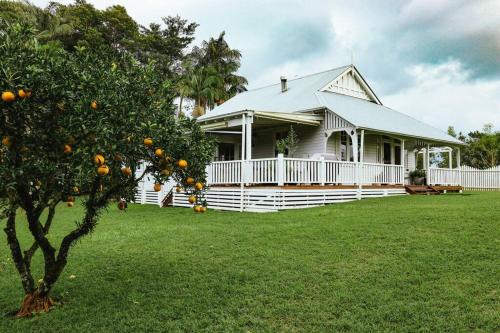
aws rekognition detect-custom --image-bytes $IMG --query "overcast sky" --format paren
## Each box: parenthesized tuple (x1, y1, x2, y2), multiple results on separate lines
(32, 0, 500, 133)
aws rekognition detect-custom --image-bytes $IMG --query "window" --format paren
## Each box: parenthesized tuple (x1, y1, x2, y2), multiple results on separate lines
(217, 143, 235, 161)
(395, 145, 401, 165)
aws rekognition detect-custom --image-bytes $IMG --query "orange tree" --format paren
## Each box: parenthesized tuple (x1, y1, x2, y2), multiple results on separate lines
(0, 23, 215, 316)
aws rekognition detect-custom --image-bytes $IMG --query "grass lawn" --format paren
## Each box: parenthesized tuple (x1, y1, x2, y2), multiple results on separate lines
(1, 192, 499, 332)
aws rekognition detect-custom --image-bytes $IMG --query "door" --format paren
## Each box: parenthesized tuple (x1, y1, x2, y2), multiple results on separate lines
(383, 142, 392, 164)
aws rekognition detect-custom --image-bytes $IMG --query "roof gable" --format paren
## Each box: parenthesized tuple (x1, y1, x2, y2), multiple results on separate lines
(319, 66, 382, 104)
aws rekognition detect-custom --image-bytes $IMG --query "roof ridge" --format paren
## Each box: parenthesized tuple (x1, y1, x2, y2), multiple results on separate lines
(246, 65, 351, 92)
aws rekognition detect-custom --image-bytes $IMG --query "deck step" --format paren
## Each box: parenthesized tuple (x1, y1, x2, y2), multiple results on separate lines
(405, 185, 440, 195)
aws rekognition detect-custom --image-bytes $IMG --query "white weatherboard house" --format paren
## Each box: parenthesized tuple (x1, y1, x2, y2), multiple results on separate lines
(167, 65, 467, 211)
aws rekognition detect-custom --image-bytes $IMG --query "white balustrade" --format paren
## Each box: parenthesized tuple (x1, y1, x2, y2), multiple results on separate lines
(206, 157, 407, 186)
(428, 168, 461, 186)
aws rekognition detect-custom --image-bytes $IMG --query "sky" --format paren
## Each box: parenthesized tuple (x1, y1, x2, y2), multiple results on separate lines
(32, 0, 500, 134)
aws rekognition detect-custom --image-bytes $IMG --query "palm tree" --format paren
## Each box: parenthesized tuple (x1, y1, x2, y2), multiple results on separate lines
(177, 65, 222, 118)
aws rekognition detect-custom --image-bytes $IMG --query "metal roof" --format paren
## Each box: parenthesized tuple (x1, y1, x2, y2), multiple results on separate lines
(197, 65, 462, 145)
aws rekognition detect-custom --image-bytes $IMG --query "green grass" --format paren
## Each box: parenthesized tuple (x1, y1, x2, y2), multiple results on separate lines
(1, 192, 499, 332)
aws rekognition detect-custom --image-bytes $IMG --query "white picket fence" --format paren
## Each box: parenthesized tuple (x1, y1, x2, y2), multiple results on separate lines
(429, 166, 500, 190)
(206, 155, 404, 186)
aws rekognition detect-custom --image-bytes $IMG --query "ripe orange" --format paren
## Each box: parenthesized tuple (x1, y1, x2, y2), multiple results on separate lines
(195, 182, 203, 190)
(200, 206, 207, 213)
(178, 159, 188, 169)
(155, 148, 164, 157)
(193, 205, 202, 213)
(97, 165, 109, 176)
(73, 186, 80, 193)
(90, 100, 98, 110)
(121, 167, 132, 177)
(94, 154, 105, 166)
(67, 202, 74, 208)
(154, 183, 161, 192)
(176, 186, 182, 193)
(18, 89, 30, 98)
(2, 136, 11, 147)
(185, 177, 194, 185)
(67, 196, 74, 202)
(188, 195, 196, 204)
(2, 91, 15, 102)
(144, 138, 153, 147)
(64, 144, 72, 154)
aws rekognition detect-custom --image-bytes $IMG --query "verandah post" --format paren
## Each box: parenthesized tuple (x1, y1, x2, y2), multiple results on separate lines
(240, 113, 246, 212)
(277, 153, 284, 186)
(319, 156, 326, 186)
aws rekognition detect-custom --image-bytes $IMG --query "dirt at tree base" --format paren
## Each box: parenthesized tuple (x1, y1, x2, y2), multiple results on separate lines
(16, 292, 55, 317)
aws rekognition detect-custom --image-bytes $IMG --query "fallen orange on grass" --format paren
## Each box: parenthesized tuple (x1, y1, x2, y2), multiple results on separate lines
(90, 100, 98, 110)
(193, 205, 202, 213)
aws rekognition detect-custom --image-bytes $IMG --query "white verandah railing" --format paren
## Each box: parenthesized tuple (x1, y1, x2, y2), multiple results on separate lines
(429, 166, 500, 190)
(207, 155, 405, 186)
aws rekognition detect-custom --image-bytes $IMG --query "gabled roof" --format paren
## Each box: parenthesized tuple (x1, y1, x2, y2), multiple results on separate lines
(198, 65, 463, 145)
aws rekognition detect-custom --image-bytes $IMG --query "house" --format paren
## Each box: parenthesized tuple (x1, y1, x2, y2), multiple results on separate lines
(167, 65, 466, 211)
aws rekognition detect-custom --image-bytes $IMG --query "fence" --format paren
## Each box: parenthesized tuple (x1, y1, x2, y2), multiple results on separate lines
(428, 166, 500, 190)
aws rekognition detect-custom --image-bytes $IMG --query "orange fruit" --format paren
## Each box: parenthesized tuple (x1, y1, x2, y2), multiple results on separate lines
(193, 205, 202, 213)
(121, 167, 132, 177)
(185, 177, 195, 185)
(154, 183, 161, 192)
(67, 202, 74, 208)
(67, 196, 74, 202)
(94, 154, 105, 166)
(18, 89, 30, 98)
(200, 206, 207, 213)
(178, 159, 188, 169)
(161, 169, 172, 177)
(175, 186, 182, 193)
(90, 100, 98, 110)
(195, 182, 203, 190)
(144, 138, 153, 147)
(155, 148, 164, 157)
(188, 195, 196, 204)
(2, 91, 15, 102)
(2, 136, 11, 147)
(97, 165, 109, 176)
(64, 144, 72, 154)
(73, 186, 80, 193)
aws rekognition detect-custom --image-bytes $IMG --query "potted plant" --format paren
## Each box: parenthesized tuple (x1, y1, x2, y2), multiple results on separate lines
(409, 169, 426, 185)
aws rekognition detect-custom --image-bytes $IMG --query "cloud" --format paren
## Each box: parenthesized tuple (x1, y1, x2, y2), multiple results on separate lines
(383, 60, 500, 133)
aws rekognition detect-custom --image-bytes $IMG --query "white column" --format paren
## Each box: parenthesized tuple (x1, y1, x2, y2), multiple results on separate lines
(449, 150, 453, 169)
(359, 130, 365, 163)
(426, 144, 430, 185)
(401, 139, 405, 185)
(277, 153, 284, 186)
(240, 114, 246, 212)
(457, 147, 461, 167)
(246, 115, 253, 160)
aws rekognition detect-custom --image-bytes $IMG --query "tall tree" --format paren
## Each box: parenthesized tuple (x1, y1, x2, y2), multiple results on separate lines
(461, 124, 499, 169)
(0, 22, 214, 317)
